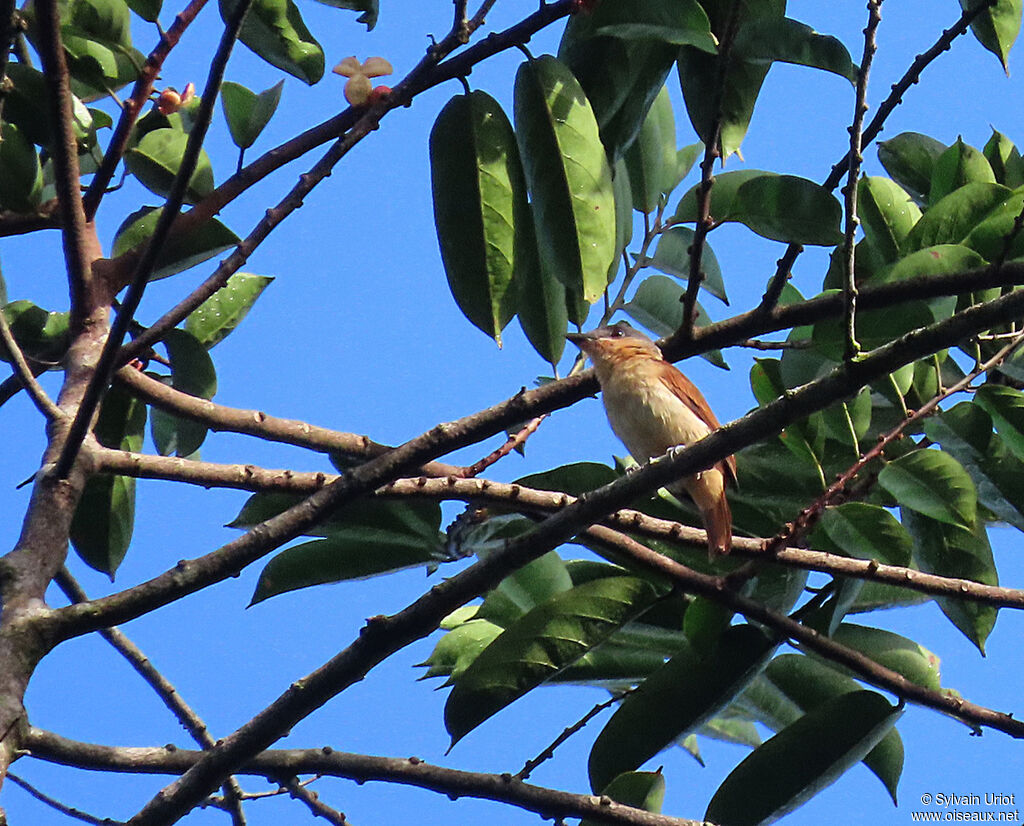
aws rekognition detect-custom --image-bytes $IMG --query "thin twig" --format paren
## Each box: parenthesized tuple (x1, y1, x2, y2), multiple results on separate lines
(53, 0, 254, 480)
(7, 772, 122, 826)
(841, 0, 883, 363)
(458, 416, 546, 477)
(280, 775, 347, 825)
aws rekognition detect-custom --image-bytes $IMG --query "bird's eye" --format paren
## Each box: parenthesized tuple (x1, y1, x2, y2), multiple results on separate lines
(610, 327, 624, 338)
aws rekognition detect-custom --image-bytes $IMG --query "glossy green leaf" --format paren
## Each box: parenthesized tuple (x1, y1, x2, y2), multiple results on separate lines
(477, 552, 574, 626)
(307, 0, 376, 29)
(829, 624, 941, 691)
(877, 132, 946, 203)
(251, 501, 444, 603)
(902, 510, 998, 652)
(759, 655, 904, 803)
(444, 577, 658, 745)
(961, 0, 1022, 73)
(514, 55, 617, 305)
(3, 63, 95, 147)
(878, 449, 977, 529)
(975, 384, 1024, 461)
(926, 402, 1024, 531)
(857, 177, 922, 262)
(516, 461, 619, 497)
(184, 273, 274, 348)
(559, 1, 686, 158)
(111, 206, 240, 281)
(431, 91, 532, 346)
(705, 691, 902, 826)
(699, 715, 763, 749)
(675, 172, 842, 245)
(419, 617, 504, 681)
(589, 624, 776, 793)
(70, 386, 146, 577)
(905, 182, 1010, 252)
(220, 80, 284, 150)
(221, 0, 324, 84)
(592, 0, 714, 50)
(983, 128, 1024, 187)
(0, 300, 70, 367)
(0, 123, 43, 213)
(580, 772, 666, 826)
(649, 226, 727, 304)
(734, 17, 858, 83)
(125, 129, 215, 205)
(929, 138, 997, 204)
(127, 0, 160, 20)
(750, 358, 825, 482)
(962, 187, 1024, 261)
(623, 87, 677, 212)
(515, 216, 566, 367)
(609, 158, 633, 282)
(814, 503, 912, 566)
(150, 330, 217, 457)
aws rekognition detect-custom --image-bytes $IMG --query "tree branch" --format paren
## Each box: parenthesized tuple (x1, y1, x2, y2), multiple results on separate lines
(0, 305, 61, 421)
(23, 728, 702, 826)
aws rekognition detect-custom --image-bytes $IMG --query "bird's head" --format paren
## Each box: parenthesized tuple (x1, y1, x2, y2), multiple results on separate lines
(566, 321, 664, 369)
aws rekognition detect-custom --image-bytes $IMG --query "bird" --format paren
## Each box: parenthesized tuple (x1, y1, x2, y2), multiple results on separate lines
(567, 321, 737, 555)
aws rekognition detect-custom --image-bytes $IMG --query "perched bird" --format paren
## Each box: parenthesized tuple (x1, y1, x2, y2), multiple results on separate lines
(567, 321, 737, 555)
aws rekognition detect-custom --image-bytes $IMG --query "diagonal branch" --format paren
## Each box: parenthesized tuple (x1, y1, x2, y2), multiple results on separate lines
(23, 728, 699, 826)
(53, 0, 254, 480)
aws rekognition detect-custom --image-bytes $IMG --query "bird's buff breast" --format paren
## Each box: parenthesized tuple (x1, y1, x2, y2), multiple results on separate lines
(598, 362, 712, 463)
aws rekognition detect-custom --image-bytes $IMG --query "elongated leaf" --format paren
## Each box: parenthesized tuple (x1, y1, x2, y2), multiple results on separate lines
(589, 624, 776, 793)
(705, 691, 902, 826)
(831, 624, 941, 690)
(759, 655, 904, 803)
(961, 0, 1022, 73)
(128, 0, 161, 22)
(902, 510, 998, 652)
(592, 0, 715, 50)
(220, 80, 284, 150)
(814, 503, 912, 565)
(515, 216, 566, 367)
(962, 187, 1024, 261)
(184, 273, 274, 348)
(649, 226, 727, 304)
(125, 129, 214, 204)
(877, 132, 946, 203)
(0, 301, 70, 366)
(514, 55, 617, 305)
(975, 384, 1024, 461)
(609, 158, 633, 282)
(983, 128, 1024, 187)
(857, 176, 922, 262)
(734, 17, 858, 83)
(308, 0, 376, 29)
(150, 329, 217, 457)
(477, 552, 574, 626)
(580, 772, 665, 826)
(0, 123, 43, 213)
(624, 86, 677, 212)
(70, 386, 146, 577)
(675, 172, 842, 245)
(251, 501, 444, 603)
(431, 91, 531, 346)
(221, 0, 324, 84)
(112, 207, 240, 281)
(878, 449, 977, 529)
(905, 182, 1010, 252)
(419, 617, 504, 681)
(444, 577, 658, 745)
(929, 138, 997, 204)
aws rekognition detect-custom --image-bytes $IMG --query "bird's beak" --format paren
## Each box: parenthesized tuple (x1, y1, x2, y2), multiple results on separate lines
(565, 332, 590, 346)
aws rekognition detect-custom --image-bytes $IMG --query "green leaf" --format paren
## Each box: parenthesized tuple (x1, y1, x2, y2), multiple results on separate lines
(961, 0, 1022, 73)
(962, 187, 1024, 261)
(877, 132, 946, 203)
(431, 91, 532, 346)
(759, 655, 904, 803)
(111, 206, 240, 281)
(829, 624, 941, 691)
(419, 617, 504, 681)
(623, 87, 677, 212)
(514, 216, 566, 367)
(592, 0, 715, 50)
(705, 691, 902, 826)
(878, 449, 977, 529)
(184, 273, 274, 348)
(857, 177, 922, 262)
(983, 128, 1024, 187)
(444, 577, 658, 745)
(127, 0, 160, 21)
(307, 0, 376, 30)
(905, 182, 1010, 252)
(975, 384, 1024, 461)
(734, 17, 858, 83)
(609, 158, 633, 281)
(675, 171, 842, 246)
(250, 501, 444, 603)
(0, 123, 43, 213)
(902, 510, 998, 652)
(580, 772, 666, 826)
(124, 129, 215, 205)
(750, 358, 825, 481)
(514, 55, 617, 304)
(926, 401, 1024, 531)
(69, 0, 132, 47)
(3, 63, 95, 147)
(649, 226, 727, 304)
(221, 0, 324, 84)
(516, 461, 620, 497)
(477, 552, 574, 626)
(0, 300, 70, 367)
(814, 503, 912, 566)
(220, 80, 284, 150)
(70, 386, 146, 577)
(929, 138, 997, 204)
(588, 624, 776, 793)
(150, 329, 217, 457)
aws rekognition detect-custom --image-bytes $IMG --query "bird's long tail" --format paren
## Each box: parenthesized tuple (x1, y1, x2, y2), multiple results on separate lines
(682, 466, 733, 556)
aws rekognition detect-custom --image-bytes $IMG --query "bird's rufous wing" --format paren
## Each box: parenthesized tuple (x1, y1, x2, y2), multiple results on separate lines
(657, 364, 738, 487)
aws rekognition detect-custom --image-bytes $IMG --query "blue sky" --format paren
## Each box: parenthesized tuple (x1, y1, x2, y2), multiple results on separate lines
(2, 1, 1024, 823)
